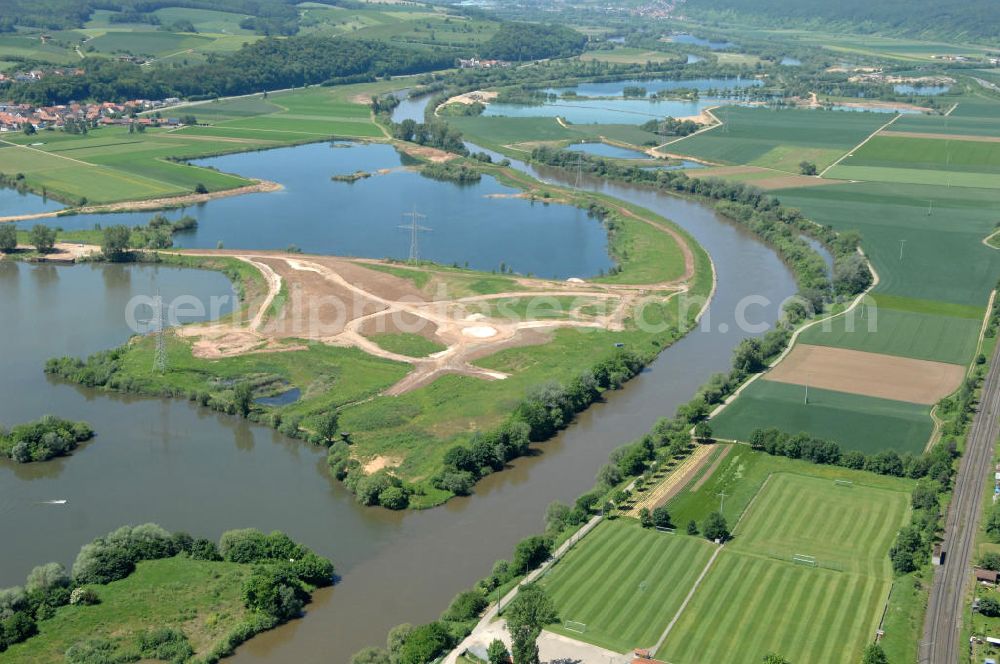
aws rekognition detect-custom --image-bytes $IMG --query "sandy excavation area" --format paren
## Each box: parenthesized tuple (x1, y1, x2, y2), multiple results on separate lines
(763, 344, 966, 405)
(172, 250, 684, 395)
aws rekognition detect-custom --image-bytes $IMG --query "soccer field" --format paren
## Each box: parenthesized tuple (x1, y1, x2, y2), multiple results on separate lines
(658, 551, 890, 664)
(730, 473, 908, 577)
(658, 472, 909, 664)
(538, 520, 716, 653)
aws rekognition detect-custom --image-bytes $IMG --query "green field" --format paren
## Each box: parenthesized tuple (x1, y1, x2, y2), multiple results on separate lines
(797, 305, 982, 365)
(367, 332, 447, 358)
(778, 182, 1000, 307)
(710, 380, 933, 454)
(544, 467, 910, 661)
(730, 473, 908, 576)
(668, 107, 887, 170)
(538, 520, 717, 652)
(659, 551, 888, 664)
(829, 134, 1000, 188)
(0, 84, 391, 205)
(893, 101, 1000, 138)
(658, 472, 908, 664)
(0, 557, 253, 663)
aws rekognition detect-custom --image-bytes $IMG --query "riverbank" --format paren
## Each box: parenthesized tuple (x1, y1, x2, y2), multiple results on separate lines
(0, 180, 283, 224)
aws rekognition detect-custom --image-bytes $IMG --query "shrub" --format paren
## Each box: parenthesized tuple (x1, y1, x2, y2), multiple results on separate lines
(396, 622, 452, 664)
(69, 587, 100, 606)
(219, 529, 270, 563)
(241, 565, 305, 620)
(443, 590, 487, 622)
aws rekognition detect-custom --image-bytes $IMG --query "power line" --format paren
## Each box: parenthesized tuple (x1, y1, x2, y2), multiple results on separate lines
(399, 204, 431, 264)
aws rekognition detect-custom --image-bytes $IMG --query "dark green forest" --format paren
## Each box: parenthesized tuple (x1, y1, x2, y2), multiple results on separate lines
(689, 0, 1000, 40)
(3, 36, 455, 104)
(481, 22, 586, 61)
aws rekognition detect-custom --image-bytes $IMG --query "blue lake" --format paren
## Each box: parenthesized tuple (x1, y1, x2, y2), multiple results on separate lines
(669, 34, 734, 50)
(894, 84, 951, 96)
(24, 142, 613, 279)
(780, 57, 802, 66)
(566, 142, 651, 159)
(0, 186, 64, 218)
(483, 97, 725, 124)
(545, 77, 762, 98)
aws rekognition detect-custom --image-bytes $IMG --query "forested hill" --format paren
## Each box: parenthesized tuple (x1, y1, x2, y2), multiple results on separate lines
(5, 36, 454, 105)
(688, 0, 1000, 40)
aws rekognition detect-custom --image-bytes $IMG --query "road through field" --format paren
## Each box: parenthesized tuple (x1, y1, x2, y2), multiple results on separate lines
(922, 339, 1000, 663)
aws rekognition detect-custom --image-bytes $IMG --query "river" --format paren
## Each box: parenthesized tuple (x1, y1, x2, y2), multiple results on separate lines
(0, 122, 796, 662)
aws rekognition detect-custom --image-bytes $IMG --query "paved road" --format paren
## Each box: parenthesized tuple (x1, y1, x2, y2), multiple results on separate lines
(922, 340, 1000, 663)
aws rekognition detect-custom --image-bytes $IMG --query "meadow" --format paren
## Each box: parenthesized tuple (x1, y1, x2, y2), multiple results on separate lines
(668, 107, 886, 171)
(709, 380, 933, 455)
(0, 557, 253, 663)
(538, 520, 717, 653)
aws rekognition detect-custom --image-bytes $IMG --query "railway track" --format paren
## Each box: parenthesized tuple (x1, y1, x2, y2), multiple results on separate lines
(921, 339, 1000, 663)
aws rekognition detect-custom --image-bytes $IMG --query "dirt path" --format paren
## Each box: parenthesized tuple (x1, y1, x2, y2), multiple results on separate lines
(0, 180, 283, 224)
(167, 250, 671, 395)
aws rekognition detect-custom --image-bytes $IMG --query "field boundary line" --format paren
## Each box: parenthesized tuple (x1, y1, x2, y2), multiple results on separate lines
(818, 112, 902, 177)
(945, 103, 958, 116)
(649, 544, 723, 657)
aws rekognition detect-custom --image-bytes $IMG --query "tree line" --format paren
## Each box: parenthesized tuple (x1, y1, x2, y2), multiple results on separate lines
(5, 36, 457, 105)
(0, 415, 94, 463)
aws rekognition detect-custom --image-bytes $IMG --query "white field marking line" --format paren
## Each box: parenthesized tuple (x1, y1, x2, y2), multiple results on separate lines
(945, 103, 959, 116)
(649, 545, 724, 657)
(818, 112, 902, 177)
(732, 473, 774, 533)
(706, 247, 880, 421)
(984, 228, 1000, 250)
(0, 137, 96, 167)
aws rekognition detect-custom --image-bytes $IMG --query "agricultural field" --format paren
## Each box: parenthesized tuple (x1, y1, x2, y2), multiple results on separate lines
(538, 520, 717, 653)
(709, 379, 933, 455)
(658, 471, 909, 664)
(579, 48, 680, 64)
(778, 182, 1000, 307)
(667, 107, 887, 171)
(829, 134, 1000, 189)
(0, 83, 390, 205)
(797, 304, 983, 365)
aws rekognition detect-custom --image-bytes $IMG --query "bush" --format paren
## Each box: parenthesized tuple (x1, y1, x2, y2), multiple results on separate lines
(69, 587, 100, 606)
(702, 512, 729, 542)
(980, 595, 1000, 617)
(241, 565, 305, 620)
(396, 621, 452, 664)
(512, 536, 551, 575)
(219, 529, 270, 563)
(292, 552, 335, 586)
(443, 590, 487, 622)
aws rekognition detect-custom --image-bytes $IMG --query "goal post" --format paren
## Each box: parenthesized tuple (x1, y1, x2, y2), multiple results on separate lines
(792, 554, 817, 567)
(834, 479, 854, 488)
(564, 621, 587, 634)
